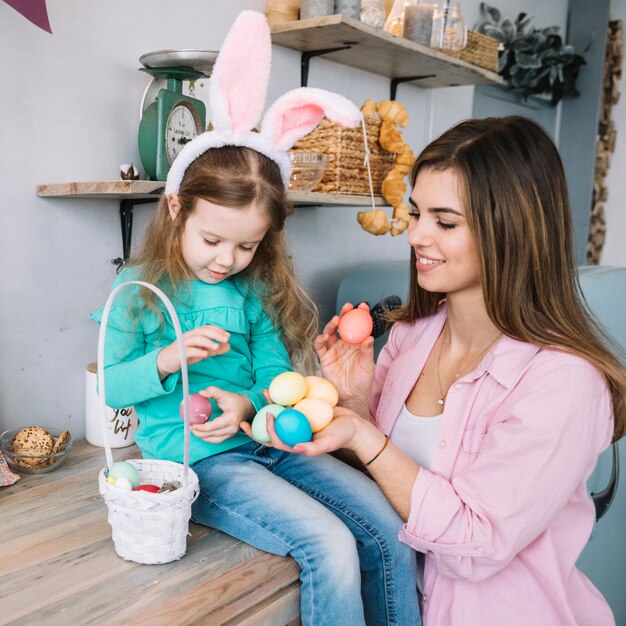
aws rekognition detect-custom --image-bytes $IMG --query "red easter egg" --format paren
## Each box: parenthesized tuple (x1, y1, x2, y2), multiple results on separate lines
(134, 484, 160, 493)
(180, 393, 213, 425)
(338, 308, 374, 344)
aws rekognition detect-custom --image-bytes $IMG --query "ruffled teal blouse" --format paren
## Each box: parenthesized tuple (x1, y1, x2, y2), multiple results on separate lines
(90, 267, 291, 464)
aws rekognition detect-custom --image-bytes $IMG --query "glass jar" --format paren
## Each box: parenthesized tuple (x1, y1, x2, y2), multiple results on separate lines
(431, 1, 467, 50)
(335, 0, 361, 20)
(402, 0, 434, 47)
(301, 0, 334, 19)
(443, 2, 467, 51)
(361, 0, 386, 28)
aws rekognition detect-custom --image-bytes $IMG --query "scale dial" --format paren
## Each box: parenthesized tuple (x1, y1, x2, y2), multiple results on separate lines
(165, 103, 202, 164)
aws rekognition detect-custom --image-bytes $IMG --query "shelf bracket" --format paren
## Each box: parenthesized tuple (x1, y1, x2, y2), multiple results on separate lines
(301, 46, 353, 87)
(390, 75, 437, 101)
(112, 198, 158, 272)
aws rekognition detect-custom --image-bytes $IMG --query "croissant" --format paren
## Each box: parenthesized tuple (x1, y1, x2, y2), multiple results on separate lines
(377, 100, 409, 127)
(391, 202, 411, 236)
(357, 209, 391, 235)
(395, 144, 415, 168)
(379, 121, 405, 154)
(382, 171, 406, 207)
(360, 98, 378, 117)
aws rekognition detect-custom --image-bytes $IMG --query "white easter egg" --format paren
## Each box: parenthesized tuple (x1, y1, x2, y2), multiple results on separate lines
(114, 476, 133, 491)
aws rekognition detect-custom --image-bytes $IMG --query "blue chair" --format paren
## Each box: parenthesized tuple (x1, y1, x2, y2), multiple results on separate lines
(336, 262, 626, 623)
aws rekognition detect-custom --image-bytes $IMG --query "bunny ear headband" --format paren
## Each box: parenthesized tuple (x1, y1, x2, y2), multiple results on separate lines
(165, 10, 362, 196)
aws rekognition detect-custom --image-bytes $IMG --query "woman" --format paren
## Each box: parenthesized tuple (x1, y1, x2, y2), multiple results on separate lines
(254, 117, 625, 625)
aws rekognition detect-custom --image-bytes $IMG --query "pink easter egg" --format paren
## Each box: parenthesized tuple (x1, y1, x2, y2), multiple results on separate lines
(338, 308, 374, 344)
(180, 393, 213, 425)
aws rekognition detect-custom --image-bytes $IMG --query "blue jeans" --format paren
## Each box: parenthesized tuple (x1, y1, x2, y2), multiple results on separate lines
(191, 441, 421, 626)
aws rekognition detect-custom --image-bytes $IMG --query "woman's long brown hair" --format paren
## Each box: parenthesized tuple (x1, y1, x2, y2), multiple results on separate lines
(393, 116, 625, 441)
(132, 146, 319, 373)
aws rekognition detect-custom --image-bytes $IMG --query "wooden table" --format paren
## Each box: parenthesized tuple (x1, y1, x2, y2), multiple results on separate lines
(0, 441, 301, 625)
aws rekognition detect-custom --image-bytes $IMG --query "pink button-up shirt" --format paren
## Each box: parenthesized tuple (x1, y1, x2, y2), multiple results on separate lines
(371, 308, 615, 626)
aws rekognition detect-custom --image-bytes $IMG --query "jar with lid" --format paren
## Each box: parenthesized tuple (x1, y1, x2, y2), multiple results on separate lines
(301, 0, 334, 19)
(335, 0, 361, 20)
(402, 0, 434, 47)
(361, 0, 386, 28)
(431, 1, 466, 50)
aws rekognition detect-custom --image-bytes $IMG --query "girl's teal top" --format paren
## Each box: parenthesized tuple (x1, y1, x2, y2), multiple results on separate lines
(90, 267, 292, 464)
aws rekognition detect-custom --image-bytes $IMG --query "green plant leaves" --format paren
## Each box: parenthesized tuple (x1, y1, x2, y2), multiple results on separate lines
(476, 2, 586, 105)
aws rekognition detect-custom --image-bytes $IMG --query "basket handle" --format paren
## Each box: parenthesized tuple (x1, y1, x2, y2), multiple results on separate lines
(97, 280, 192, 484)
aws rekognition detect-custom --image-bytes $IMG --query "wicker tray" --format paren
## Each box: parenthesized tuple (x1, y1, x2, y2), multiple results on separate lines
(444, 30, 500, 73)
(290, 116, 395, 196)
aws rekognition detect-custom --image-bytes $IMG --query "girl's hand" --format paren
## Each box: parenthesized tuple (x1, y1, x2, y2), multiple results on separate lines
(190, 387, 252, 444)
(157, 325, 231, 377)
(314, 303, 375, 409)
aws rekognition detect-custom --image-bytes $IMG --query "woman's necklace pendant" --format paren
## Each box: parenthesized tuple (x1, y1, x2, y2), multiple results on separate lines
(437, 398, 444, 406)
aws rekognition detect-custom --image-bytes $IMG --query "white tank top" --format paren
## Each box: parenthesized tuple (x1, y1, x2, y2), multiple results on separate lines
(389, 404, 442, 471)
(390, 404, 443, 594)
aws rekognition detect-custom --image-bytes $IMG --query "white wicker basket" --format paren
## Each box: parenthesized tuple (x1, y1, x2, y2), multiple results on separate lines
(96, 281, 200, 565)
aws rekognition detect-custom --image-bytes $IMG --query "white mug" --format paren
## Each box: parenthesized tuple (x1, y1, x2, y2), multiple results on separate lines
(85, 363, 137, 447)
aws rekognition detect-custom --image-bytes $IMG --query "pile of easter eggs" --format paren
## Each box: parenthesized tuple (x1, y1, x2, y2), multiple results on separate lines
(251, 373, 339, 447)
(106, 461, 160, 493)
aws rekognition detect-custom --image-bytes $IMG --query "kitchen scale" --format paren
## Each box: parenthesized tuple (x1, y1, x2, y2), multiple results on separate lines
(138, 49, 218, 181)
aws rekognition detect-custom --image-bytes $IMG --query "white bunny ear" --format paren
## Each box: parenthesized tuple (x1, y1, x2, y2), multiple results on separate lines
(209, 10, 271, 136)
(261, 87, 362, 151)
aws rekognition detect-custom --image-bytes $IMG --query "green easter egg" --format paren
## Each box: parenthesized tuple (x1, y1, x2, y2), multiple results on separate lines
(108, 461, 141, 488)
(251, 403, 285, 442)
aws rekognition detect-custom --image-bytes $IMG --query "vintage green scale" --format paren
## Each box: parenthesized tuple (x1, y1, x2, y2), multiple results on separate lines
(137, 50, 217, 181)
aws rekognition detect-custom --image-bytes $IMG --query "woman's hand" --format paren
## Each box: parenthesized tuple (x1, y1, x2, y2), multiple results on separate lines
(292, 406, 362, 456)
(240, 405, 365, 458)
(157, 325, 231, 378)
(239, 392, 298, 453)
(315, 303, 375, 413)
(190, 387, 252, 444)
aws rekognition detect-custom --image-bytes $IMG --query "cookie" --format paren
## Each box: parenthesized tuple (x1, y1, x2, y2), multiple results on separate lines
(52, 430, 71, 453)
(11, 426, 54, 468)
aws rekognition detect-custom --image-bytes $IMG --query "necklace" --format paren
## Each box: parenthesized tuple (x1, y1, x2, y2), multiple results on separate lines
(436, 323, 502, 407)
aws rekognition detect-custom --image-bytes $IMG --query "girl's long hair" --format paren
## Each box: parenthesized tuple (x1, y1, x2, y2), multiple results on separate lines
(392, 116, 625, 441)
(133, 146, 319, 373)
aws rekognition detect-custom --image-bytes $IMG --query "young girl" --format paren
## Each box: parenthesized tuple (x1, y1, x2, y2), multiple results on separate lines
(92, 11, 420, 626)
(283, 116, 626, 626)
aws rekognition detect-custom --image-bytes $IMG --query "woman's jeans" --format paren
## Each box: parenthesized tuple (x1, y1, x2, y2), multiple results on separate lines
(192, 441, 421, 626)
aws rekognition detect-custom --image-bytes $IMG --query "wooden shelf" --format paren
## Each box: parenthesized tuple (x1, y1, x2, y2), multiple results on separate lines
(36, 181, 387, 206)
(270, 15, 504, 89)
(37, 180, 164, 200)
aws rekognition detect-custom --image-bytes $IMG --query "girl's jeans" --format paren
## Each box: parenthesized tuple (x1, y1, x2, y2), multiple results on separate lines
(191, 441, 421, 626)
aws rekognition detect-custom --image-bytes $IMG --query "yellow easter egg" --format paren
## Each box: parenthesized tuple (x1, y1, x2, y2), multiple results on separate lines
(304, 376, 339, 407)
(106, 476, 116, 485)
(269, 372, 308, 406)
(293, 397, 334, 433)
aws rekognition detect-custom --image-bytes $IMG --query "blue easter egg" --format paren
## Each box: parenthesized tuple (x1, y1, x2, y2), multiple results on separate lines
(274, 409, 313, 447)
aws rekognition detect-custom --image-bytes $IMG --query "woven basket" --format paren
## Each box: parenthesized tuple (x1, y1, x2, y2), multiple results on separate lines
(290, 116, 395, 196)
(444, 30, 500, 72)
(97, 281, 200, 565)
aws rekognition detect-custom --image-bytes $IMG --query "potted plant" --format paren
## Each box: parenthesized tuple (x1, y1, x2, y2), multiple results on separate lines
(476, 3, 586, 105)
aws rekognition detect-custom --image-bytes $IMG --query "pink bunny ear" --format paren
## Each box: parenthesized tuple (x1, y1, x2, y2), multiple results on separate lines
(209, 11, 271, 136)
(261, 87, 362, 151)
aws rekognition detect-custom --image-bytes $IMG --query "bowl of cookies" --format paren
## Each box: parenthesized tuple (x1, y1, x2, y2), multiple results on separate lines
(0, 426, 72, 474)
